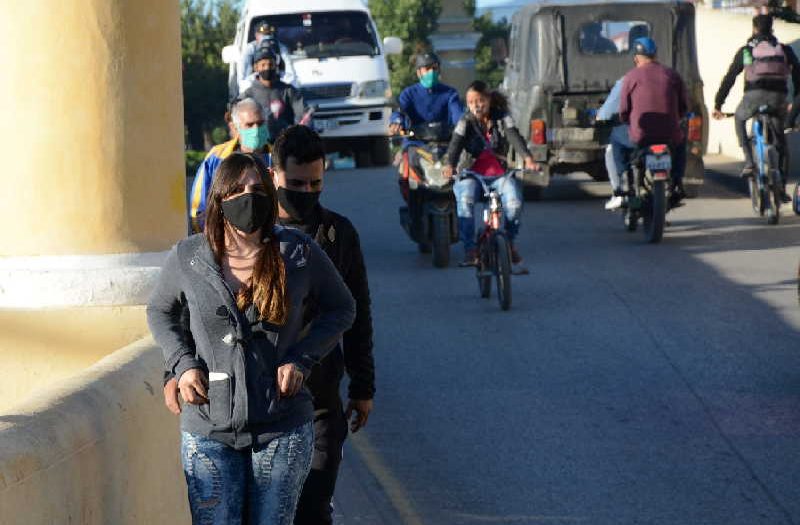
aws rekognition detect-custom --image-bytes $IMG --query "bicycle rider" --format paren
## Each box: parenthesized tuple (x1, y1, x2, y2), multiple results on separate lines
(712, 14, 800, 202)
(442, 81, 538, 273)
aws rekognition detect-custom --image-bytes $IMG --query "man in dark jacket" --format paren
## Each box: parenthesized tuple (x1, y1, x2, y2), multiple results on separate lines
(272, 125, 375, 525)
(243, 47, 306, 143)
(713, 14, 800, 193)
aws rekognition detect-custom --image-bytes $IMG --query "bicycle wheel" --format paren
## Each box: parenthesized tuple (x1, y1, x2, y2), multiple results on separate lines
(793, 181, 800, 216)
(477, 241, 492, 299)
(642, 180, 666, 244)
(494, 233, 512, 311)
(748, 177, 764, 216)
(767, 186, 780, 225)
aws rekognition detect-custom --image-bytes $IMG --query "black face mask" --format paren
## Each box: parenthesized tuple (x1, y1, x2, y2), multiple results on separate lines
(260, 69, 278, 82)
(277, 188, 321, 222)
(221, 193, 272, 234)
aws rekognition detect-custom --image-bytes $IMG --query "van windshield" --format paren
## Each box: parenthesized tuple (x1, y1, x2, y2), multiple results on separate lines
(251, 11, 380, 59)
(579, 21, 651, 55)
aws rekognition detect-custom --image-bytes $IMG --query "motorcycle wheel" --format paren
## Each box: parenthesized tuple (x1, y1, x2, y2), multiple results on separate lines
(623, 208, 637, 232)
(477, 242, 492, 299)
(642, 180, 666, 244)
(494, 233, 512, 311)
(766, 186, 780, 225)
(431, 214, 450, 268)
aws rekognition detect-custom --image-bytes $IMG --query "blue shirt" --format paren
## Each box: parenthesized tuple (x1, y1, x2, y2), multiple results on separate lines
(393, 82, 463, 131)
(597, 79, 623, 121)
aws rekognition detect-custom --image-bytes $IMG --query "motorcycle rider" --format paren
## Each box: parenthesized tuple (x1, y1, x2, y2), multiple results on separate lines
(442, 81, 537, 273)
(713, 14, 800, 201)
(596, 77, 631, 210)
(618, 37, 689, 208)
(389, 52, 464, 201)
(242, 47, 306, 144)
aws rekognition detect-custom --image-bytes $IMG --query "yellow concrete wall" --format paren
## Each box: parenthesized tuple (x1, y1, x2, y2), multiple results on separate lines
(0, 0, 186, 257)
(0, 338, 189, 525)
(697, 7, 800, 160)
(0, 306, 150, 414)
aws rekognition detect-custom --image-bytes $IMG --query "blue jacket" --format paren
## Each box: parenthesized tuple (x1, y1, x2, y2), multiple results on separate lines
(391, 82, 463, 145)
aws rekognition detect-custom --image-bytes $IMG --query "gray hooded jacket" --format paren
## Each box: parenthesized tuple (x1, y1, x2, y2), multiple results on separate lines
(147, 228, 355, 449)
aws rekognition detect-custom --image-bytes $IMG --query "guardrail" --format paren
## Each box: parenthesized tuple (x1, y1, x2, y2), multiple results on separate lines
(0, 338, 188, 525)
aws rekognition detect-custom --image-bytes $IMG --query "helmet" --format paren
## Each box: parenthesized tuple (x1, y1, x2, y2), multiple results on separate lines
(253, 44, 278, 64)
(415, 52, 440, 69)
(632, 37, 657, 58)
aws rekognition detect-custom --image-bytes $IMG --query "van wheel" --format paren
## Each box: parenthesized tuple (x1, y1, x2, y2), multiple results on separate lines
(355, 145, 372, 169)
(370, 137, 391, 166)
(524, 186, 543, 201)
(587, 162, 608, 182)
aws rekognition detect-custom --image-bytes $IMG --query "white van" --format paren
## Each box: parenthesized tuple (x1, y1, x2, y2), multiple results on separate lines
(222, 0, 402, 167)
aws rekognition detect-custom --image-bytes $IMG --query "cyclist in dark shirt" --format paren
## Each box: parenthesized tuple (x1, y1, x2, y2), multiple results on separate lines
(713, 14, 799, 200)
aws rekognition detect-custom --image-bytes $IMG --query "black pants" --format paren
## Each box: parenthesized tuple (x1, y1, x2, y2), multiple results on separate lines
(294, 400, 349, 525)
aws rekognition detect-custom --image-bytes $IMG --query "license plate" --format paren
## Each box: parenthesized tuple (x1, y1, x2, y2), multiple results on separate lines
(646, 155, 671, 172)
(314, 119, 338, 132)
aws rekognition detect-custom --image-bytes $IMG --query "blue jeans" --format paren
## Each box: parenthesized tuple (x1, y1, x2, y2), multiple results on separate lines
(181, 422, 314, 525)
(453, 175, 523, 252)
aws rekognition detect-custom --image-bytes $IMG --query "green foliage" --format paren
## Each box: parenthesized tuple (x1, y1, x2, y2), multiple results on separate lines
(368, 0, 442, 97)
(185, 150, 207, 177)
(474, 13, 510, 88)
(181, 0, 240, 150)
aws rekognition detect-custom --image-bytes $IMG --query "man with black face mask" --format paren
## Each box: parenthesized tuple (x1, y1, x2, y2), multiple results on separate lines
(243, 47, 306, 143)
(273, 125, 375, 524)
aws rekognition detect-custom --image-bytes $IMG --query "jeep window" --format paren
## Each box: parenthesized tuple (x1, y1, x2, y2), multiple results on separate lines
(578, 21, 650, 54)
(251, 12, 379, 59)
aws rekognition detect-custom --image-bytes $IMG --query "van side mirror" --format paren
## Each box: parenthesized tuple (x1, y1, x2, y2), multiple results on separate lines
(383, 36, 403, 56)
(222, 45, 239, 65)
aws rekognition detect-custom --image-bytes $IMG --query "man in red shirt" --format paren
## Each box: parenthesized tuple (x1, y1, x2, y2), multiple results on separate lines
(618, 37, 689, 205)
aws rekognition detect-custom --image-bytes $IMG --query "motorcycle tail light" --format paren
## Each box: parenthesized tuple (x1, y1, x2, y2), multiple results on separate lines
(491, 212, 501, 230)
(688, 115, 703, 142)
(531, 119, 547, 145)
(649, 144, 669, 155)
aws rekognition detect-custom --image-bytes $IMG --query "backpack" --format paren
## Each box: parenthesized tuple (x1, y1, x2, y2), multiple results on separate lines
(745, 40, 790, 83)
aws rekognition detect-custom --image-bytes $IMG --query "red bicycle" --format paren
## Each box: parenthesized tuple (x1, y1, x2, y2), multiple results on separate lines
(458, 170, 519, 311)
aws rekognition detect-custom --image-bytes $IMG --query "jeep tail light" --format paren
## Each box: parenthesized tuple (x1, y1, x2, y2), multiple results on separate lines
(688, 115, 703, 142)
(531, 119, 547, 145)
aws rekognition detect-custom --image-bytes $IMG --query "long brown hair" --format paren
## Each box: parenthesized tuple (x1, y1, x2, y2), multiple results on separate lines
(205, 153, 288, 325)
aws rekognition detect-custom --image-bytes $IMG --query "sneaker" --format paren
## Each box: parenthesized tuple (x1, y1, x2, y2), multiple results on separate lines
(781, 190, 792, 204)
(510, 246, 529, 275)
(459, 249, 478, 267)
(605, 195, 624, 210)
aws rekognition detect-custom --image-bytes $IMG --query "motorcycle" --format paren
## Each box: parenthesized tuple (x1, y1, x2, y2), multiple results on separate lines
(620, 144, 675, 243)
(396, 122, 459, 268)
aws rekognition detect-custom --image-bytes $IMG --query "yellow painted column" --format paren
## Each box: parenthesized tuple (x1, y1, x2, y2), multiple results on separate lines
(0, 0, 186, 256)
(0, 0, 186, 411)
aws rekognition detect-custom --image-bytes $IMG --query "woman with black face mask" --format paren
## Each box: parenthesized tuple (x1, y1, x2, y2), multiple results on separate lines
(147, 152, 355, 524)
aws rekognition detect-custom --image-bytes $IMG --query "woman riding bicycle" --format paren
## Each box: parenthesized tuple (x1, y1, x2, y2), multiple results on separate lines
(442, 81, 537, 272)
